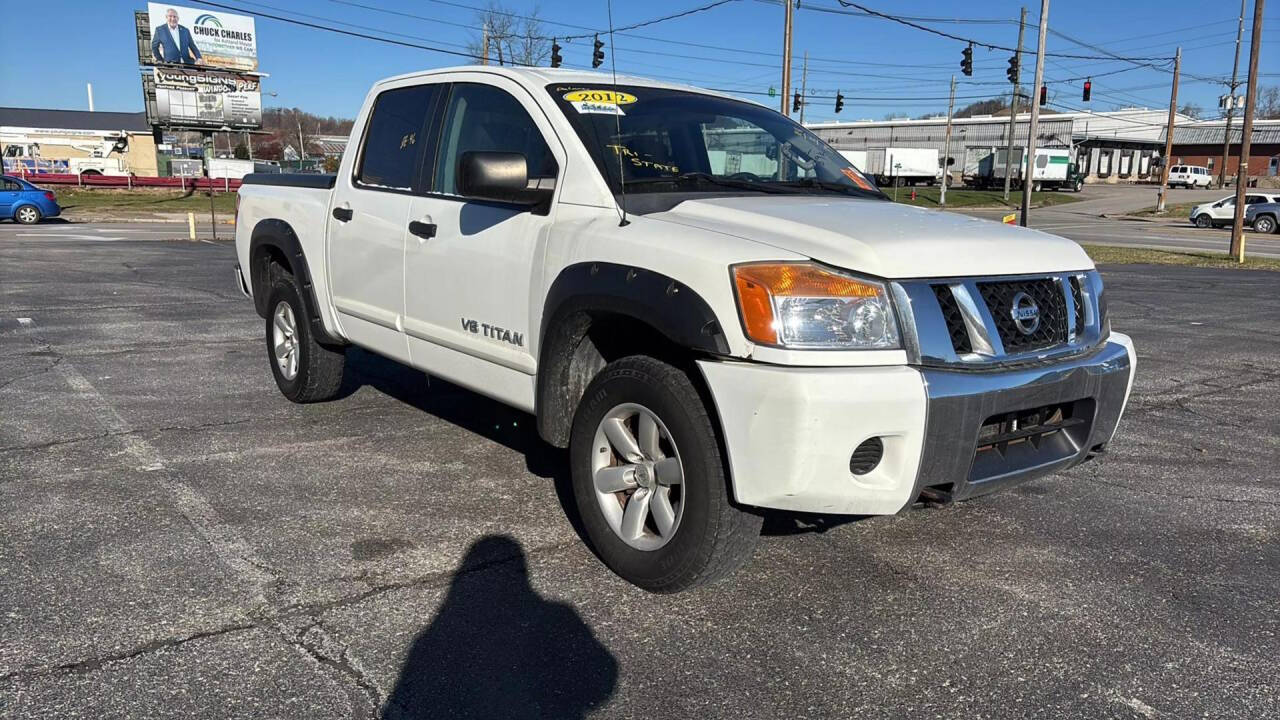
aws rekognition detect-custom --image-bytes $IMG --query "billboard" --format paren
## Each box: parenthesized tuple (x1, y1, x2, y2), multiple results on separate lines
(144, 3, 257, 72)
(143, 68, 262, 129)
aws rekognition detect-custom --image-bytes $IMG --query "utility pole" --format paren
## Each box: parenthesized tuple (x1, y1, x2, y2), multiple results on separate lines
(1003, 6, 1026, 203)
(481, 22, 489, 65)
(799, 52, 809, 124)
(781, 0, 794, 116)
(1218, 0, 1246, 189)
(1156, 47, 1181, 213)
(1020, 0, 1048, 227)
(941, 75, 956, 207)
(1230, 0, 1265, 262)
(294, 110, 307, 162)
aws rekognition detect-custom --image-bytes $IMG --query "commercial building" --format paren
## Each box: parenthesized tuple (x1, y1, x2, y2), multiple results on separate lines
(1163, 119, 1280, 180)
(808, 108, 1190, 185)
(0, 107, 159, 176)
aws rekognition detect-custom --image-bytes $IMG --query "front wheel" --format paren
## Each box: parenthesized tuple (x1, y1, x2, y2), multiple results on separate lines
(569, 356, 761, 593)
(1194, 214, 1213, 229)
(14, 205, 41, 224)
(1255, 215, 1278, 234)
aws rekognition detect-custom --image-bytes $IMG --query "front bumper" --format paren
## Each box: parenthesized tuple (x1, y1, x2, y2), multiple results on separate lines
(697, 332, 1135, 515)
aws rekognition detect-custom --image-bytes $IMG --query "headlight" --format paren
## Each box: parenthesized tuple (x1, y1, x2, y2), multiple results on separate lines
(732, 262, 901, 349)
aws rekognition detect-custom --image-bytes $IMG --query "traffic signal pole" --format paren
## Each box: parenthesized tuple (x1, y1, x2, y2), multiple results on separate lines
(941, 75, 956, 207)
(1230, 0, 1265, 262)
(1020, 0, 1048, 227)
(781, 0, 793, 116)
(1003, 7, 1026, 204)
(1156, 47, 1181, 214)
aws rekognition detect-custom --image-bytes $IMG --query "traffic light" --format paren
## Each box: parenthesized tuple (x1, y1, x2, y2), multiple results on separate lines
(550, 39, 562, 68)
(1082, 78, 1092, 102)
(793, 92, 802, 113)
(835, 91, 844, 114)
(961, 44, 973, 77)
(1006, 55, 1019, 84)
(1039, 84, 1047, 106)
(592, 35, 605, 68)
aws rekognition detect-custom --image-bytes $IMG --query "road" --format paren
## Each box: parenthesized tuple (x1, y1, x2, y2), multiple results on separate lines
(957, 184, 1280, 258)
(1, 227, 1276, 718)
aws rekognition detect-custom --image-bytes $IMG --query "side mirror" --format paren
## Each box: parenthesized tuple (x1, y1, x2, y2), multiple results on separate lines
(456, 151, 553, 207)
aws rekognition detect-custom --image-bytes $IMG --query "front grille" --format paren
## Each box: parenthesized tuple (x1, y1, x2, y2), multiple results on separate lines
(932, 285, 971, 354)
(977, 278, 1068, 352)
(1068, 275, 1086, 335)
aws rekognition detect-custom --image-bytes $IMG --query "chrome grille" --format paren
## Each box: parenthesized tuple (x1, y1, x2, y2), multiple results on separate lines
(932, 285, 971, 354)
(976, 278, 1068, 352)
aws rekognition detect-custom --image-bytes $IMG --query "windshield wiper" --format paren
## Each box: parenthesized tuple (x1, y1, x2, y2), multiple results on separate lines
(766, 177, 886, 199)
(622, 172, 791, 194)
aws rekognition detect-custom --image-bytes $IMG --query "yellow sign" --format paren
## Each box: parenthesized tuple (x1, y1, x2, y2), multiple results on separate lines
(562, 90, 637, 105)
(1002, 213, 1017, 225)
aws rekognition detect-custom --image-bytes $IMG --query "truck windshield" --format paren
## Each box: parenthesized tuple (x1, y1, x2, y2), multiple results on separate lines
(546, 84, 885, 202)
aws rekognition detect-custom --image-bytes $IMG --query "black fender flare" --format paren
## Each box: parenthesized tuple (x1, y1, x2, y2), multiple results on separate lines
(535, 262, 730, 446)
(248, 218, 344, 345)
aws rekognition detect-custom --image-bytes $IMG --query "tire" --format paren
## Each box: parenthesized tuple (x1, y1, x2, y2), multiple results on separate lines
(569, 356, 762, 593)
(264, 263, 346, 403)
(1255, 215, 1277, 235)
(14, 205, 41, 225)
(1073, 180, 1083, 192)
(1194, 214, 1213, 229)
(1032, 181, 1042, 192)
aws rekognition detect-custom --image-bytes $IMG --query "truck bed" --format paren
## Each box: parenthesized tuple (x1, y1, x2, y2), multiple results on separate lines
(241, 173, 337, 189)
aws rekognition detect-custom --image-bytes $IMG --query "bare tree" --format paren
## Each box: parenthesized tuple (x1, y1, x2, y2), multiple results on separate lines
(1178, 102, 1204, 119)
(1257, 86, 1280, 119)
(465, 2, 550, 67)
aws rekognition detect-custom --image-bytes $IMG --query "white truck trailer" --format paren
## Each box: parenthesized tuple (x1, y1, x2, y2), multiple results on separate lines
(862, 147, 940, 186)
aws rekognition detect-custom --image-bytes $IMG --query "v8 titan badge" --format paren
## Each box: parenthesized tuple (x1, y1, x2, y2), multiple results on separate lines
(563, 89, 637, 116)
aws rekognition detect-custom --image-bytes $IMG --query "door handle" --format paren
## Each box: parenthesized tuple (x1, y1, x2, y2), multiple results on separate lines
(332, 206, 353, 222)
(409, 220, 437, 240)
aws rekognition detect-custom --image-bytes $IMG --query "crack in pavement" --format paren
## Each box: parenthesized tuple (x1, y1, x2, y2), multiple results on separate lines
(1078, 473, 1280, 507)
(0, 416, 261, 456)
(281, 621, 381, 720)
(0, 538, 580, 689)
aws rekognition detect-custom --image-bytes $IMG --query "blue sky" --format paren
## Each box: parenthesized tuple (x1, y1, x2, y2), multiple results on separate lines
(3, 0, 1276, 124)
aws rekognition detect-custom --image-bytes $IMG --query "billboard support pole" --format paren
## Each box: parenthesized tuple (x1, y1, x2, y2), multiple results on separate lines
(203, 131, 217, 242)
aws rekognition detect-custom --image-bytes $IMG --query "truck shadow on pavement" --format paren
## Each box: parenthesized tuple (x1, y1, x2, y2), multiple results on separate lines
(381, 535, 619, 719)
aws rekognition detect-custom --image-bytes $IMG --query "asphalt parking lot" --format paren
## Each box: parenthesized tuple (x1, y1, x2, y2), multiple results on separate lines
(1, 232, 1277, 719)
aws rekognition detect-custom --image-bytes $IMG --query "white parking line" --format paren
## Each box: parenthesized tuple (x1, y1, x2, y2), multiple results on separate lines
(15, 318, 275, 606)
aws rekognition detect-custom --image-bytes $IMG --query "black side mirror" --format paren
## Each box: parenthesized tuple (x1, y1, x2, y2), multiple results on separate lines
(457, 151, 553, 208)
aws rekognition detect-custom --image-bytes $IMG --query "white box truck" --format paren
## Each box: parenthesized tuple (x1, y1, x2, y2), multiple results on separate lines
(863, 147, 940, 186)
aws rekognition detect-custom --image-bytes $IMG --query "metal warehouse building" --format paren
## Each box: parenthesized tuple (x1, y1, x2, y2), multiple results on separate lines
(808, 109, 1186, 185)
(1163, 119, 1280, 181)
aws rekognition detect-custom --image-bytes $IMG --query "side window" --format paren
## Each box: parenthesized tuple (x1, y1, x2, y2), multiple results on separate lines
(2, 180, 21, 191)
(434, 83, 556, 196)
(356, 84, 442, 192)
(1245, 195, 1264, 204)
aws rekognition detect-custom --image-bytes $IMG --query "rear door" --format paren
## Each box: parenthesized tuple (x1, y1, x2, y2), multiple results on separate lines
(327, 81, 444, 359)
(401, 78, 564, 411)
(0, 178, 21, 215)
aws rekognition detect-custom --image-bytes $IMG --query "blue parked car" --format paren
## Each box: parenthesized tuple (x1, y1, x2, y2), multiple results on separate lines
(0, 175, 61, 224)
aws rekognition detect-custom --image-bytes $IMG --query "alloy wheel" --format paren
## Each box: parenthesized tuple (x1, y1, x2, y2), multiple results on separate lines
(272, 301, 300, 380)
(590, 403, 686, 551)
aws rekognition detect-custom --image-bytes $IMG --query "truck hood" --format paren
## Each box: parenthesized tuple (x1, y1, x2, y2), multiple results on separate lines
(649, 195, 1093, 279)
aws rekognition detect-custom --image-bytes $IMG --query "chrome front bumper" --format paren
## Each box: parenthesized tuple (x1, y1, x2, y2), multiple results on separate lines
(912, 335, 1134, 503)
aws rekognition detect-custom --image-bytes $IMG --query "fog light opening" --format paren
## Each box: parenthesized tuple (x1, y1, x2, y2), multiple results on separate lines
(849, 436, 884, 476)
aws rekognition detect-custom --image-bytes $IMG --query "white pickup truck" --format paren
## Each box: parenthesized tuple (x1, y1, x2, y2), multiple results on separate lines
(234, 67, 1136, 592)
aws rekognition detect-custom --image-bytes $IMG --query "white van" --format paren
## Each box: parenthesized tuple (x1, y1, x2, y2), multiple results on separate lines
(1168, 165, 1212, 188)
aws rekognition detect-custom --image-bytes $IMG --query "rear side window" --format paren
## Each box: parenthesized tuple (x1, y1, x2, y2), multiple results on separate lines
(356, 84, 442, 191)
(1, 179, 22, 190)
(434, 83, 556, 196)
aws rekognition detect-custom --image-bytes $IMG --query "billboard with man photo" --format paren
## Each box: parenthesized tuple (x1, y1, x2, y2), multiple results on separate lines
(145, 3, 257, 72)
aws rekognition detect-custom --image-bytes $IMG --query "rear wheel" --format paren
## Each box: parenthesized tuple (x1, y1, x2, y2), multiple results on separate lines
(569, 356, 761, 593)
(264, 264, 346, 403)
(14, 205, 41, 224)
(1255, 215, 1278, 235)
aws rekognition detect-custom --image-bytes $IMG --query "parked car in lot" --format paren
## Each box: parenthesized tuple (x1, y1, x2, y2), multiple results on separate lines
(234, 67, 1136, 592)
(1167, 164, 1212, 188)
(1189, 192, 1280, 228)
(0, 175, 60, 224)
(1245, 201, 1280, 234)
